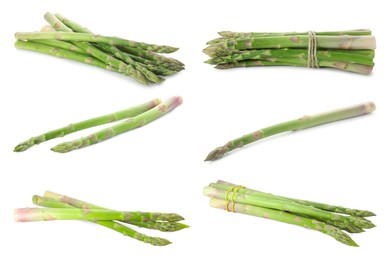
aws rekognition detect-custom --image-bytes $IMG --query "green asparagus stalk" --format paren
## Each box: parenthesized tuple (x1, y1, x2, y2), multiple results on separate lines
(205, 102, 376, 161)
(53, 13, 164, 83)
(32, 195, 171, 246)
(214, 180, 375, 217)
(203, 186, 374, 229)
(214, 59, 373, 75)
(14, 98, 161, 152)
(14, 207, 184, 222)
(51, 96, 183, 153)
(203, 35, 376, 57)
(15, 31, 178, 53)
(43, 191, 189, 232)
(206, 48, 375, 66)
(209, 198, 358, 247)
(42, 12, 147, 84)
(218, 29, 372, 38)
(14, 40, 115, 72)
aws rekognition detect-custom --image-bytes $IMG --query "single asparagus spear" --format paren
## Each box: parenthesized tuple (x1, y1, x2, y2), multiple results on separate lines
(206, 48, 375, 66)
(44, 191, 189, 232)
(203, 186, 373, 229)
(32, 195, 171, 246)
(53, 13, 164, 84)
(203, 35, 376, 57)
(208, 198, 358, 247)
(42, 13, 147, 84)
(14, 207, 184, 222)
(14, 98, 161, 152)
(205, 102, 376, 161)
(14, 40, 116, 72)
(214, 59, 373, 75)
(214, 181, 375, 217)
(51, 96, 183, 153)
(15, 31, 178, 53)
(218, 29, 372, 38)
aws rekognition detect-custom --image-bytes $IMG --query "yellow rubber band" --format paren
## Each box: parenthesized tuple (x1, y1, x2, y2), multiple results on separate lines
(225, 186, 235, 212)
(231, 186, 245, 213)
(225, 185, 245, 212)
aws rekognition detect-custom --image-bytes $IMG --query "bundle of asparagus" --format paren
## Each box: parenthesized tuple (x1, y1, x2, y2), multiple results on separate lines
(203, 180, 375, 247)
(204, 30, 376, 74)
(15, 191, 188, 246)
(14, 96, 183, 153)
(205, 102, 375, 161)
(15, 12, 184, 85)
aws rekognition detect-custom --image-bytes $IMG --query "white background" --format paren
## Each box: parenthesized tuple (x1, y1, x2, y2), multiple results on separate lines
(0, 0, 389, 258)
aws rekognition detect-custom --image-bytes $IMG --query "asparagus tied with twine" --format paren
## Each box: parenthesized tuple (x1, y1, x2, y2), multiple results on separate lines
(15, 192, 189, 246)
(14, 12, 184, 85)
(204, 30, 376, 74)
(14, 96, 183, 153)
(205, 102, 375, 161)
(203, 180, 376, 247)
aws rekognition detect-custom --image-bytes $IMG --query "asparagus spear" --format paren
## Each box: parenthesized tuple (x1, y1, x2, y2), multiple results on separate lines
(44, 191, 189, 232)
(14, 207, 184, 222)
(214, 180, 375, 217)
(51, 96, 183, 153)
(15, 31, 178, 53)
(205, 102, 376, 161)
(214, 59, 373, 75)
(206, 48, 375, 66)
(14, 98, 161, 152)
(209, 198, 358, 247)
(14, 40, 115, 72)
(203, 186, 374, 229)
(32, 195, 171, 246)
(203, 35, 376, 57)
(218, 29, 372, 38)
(42, 12, 147, 84)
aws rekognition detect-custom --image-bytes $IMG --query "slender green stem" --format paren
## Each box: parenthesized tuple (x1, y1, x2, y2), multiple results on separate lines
(14, 207, 184, 222)
(214, 59, 373, 75)
(205, 102, 376, 161)
(14, 99, 161, 152)
(15, 40, 115, 72)
(218, 29, 372, 38)
(15, 31, 179, 53)
(203, 35, 376, 57)
(32, 195, 171, 246)
(206, 48, 375, 66)
(208, 198, 358, 247)
(51, 96, 183, 153)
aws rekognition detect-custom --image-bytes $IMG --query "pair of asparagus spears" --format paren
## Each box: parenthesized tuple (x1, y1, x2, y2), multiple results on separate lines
(204, 30, 376, 74)
(15, 12, 184, 85)
(14, 96, 183, 153)
(204, 181, 375, 247)
(15, 192, 188, 246)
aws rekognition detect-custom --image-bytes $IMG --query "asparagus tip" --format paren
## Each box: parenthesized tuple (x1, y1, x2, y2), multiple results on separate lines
(204, 146, 228, 161)
(51, 142, 75, 153)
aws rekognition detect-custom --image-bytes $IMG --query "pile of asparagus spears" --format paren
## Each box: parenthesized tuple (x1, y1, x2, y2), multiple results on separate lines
(14, 96, 182, 153)
(204, 30, 376, 74)
(15, 191, 188, 246)
(204, 181, 375, 247)
(15, 12, 184, 85)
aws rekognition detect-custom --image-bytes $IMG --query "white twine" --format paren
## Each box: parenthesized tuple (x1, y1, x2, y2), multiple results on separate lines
(307, 31, 319, 68)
